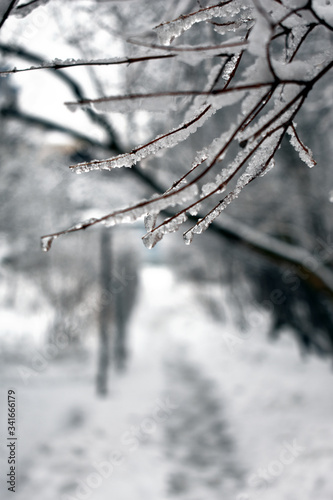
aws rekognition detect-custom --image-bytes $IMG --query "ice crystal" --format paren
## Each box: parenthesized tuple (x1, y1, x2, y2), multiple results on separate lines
(287, 124, 317, 168)
(71, 105, 214, 173)
(154, 1, 247, 46)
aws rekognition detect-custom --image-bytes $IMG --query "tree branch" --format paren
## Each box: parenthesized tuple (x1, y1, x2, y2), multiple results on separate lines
(209, 215, 333, 299)
(0, 107, 107, 148)
(0, 42, 120, 149)
(3, 96, 333, 299)
(0, 0, 17, 30)
(2, 25, 333, 300)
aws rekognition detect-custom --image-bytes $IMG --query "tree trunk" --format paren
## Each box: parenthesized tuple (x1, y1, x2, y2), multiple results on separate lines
(96, 228, 112, 396)
(114, 291, 127, 372)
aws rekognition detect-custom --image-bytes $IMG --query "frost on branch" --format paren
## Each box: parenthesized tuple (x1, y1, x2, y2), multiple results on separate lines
(41, 184, 198, 252)
(153, 0, 248, 45)
(40, 0, 332, 250)
(142, 213, 188, 249)
(183, 129, 282, 245)
(287, 123, 317, 168)
(70, 105, 215, 173)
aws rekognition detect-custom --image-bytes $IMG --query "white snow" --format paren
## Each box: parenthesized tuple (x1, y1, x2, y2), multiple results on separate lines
(313, 2, 333, 25)
(1, 266, 333, 500)
(247, 0, 272, 58)
(142, 212, 188, 249)
(154, 1, 248, 46)
(287, 124, 317, 168)
(71, 105, 215, 173)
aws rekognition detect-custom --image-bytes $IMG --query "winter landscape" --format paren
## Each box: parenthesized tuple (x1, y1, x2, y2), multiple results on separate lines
(1, 1, 333, 499)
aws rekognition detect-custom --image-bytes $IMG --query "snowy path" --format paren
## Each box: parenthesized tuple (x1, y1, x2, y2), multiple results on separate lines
(1, 265, 333, 500)
(162, 354, 244, 500)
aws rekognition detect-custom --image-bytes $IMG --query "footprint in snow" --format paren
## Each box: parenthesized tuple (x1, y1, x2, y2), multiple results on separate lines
(163, 354, 244, 499)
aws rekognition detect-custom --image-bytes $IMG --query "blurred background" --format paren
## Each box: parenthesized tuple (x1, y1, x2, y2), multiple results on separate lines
(0, 1, 333, 499)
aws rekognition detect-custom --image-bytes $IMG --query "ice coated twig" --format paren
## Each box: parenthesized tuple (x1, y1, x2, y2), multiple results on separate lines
(38, 0, 332, 250)
(69, 105, 214, 172)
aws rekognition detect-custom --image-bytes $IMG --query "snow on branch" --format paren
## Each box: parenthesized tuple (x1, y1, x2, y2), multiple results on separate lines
(39, 0, 333, 251)
(70, 105, 215, 172)
(153, 0, 249, 45)
(41, 183, 199, 252)
(0, 54, 176, 76)
(287, 122, 317, 168)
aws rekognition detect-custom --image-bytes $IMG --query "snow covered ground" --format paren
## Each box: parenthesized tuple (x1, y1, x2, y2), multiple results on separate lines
(0, 265, 333, 500)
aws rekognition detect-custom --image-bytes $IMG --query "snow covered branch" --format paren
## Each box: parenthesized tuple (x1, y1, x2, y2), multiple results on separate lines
(4, 0, 331, 252)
